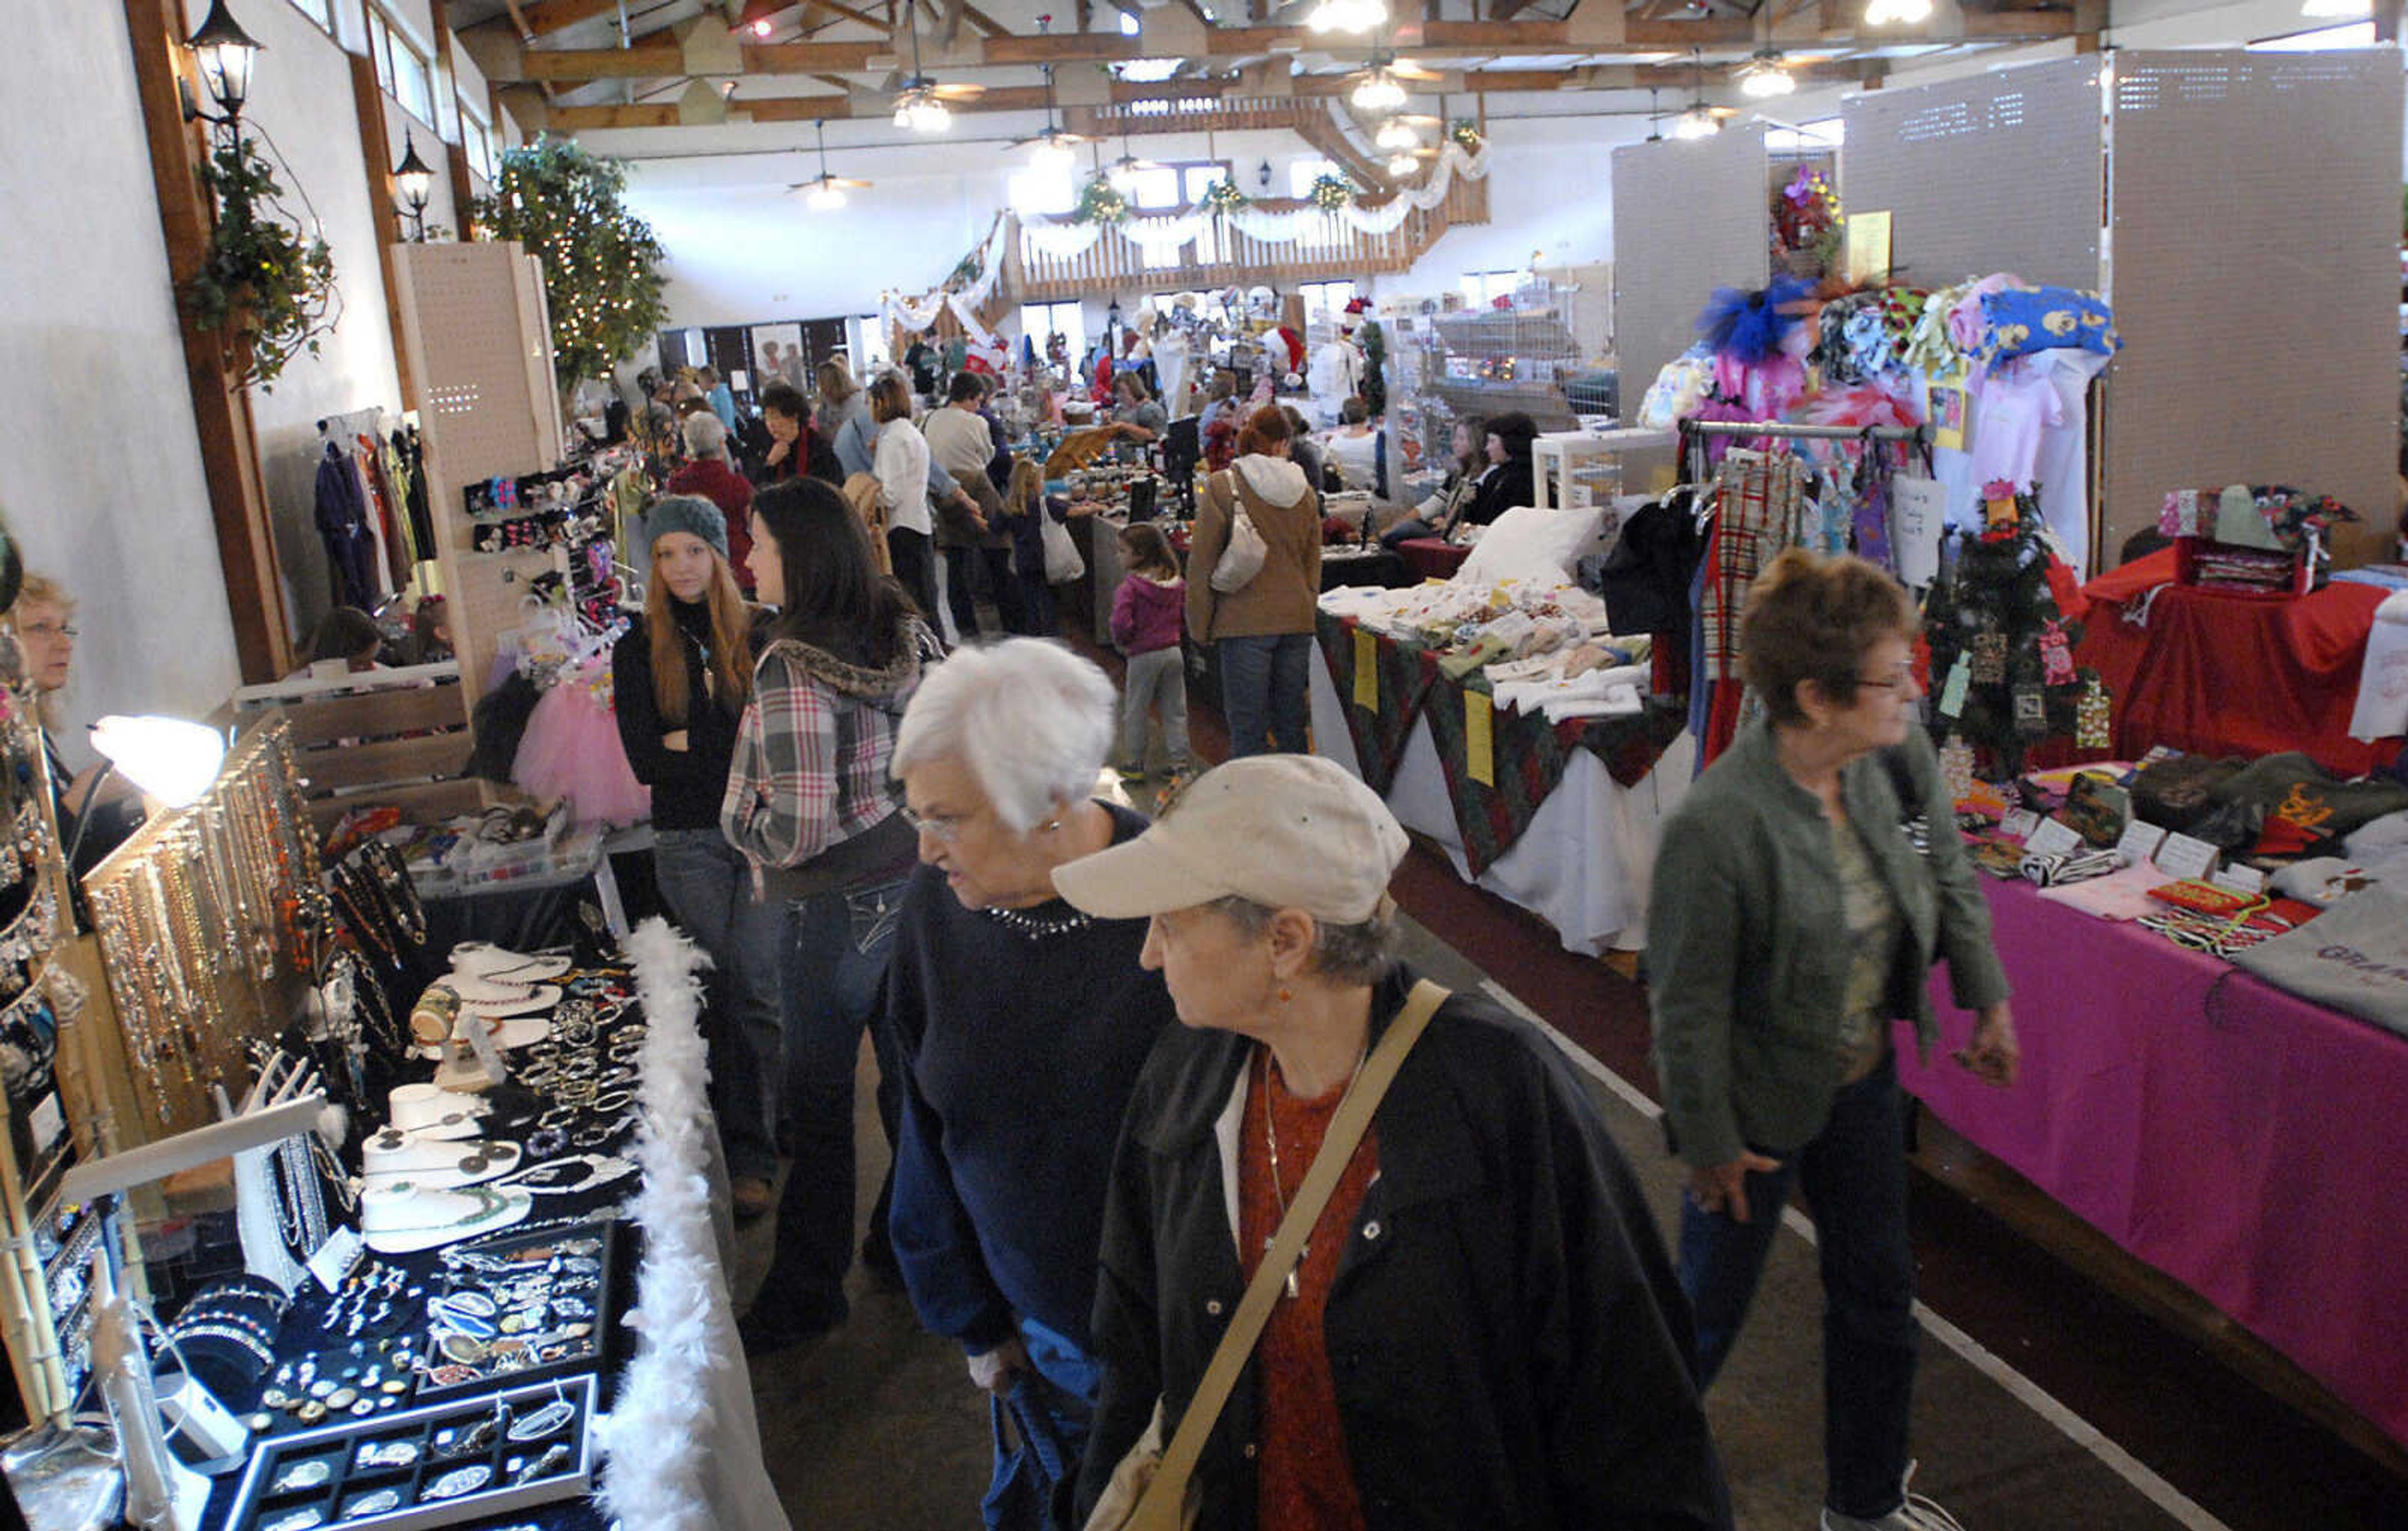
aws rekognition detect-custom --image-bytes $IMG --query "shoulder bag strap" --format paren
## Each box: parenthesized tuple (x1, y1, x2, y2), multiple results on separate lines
(1133, 978, 1450, 1527)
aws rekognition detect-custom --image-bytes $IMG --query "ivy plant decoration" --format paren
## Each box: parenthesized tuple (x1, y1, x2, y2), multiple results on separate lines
(473, 139, 668, 404)
(1072, 175, 1131, 226)
(1449, 119, 1484, 152)
(182, 135, 339, 393)
(1307, 173, 1356, 213)
(1200, 178, 1249, 216)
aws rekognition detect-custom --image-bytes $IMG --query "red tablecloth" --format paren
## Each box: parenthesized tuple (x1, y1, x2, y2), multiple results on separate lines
(2067, 549, 2400, 776)
(1394, 538, 1471, 582)
(1904, 876, 2408, 1450)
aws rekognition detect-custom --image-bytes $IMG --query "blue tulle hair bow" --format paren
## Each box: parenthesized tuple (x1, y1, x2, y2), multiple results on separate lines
(1694, 275, 1817, 364)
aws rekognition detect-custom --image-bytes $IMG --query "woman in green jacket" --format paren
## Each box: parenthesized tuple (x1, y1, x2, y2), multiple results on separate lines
(1647, 548, 2019, 1531)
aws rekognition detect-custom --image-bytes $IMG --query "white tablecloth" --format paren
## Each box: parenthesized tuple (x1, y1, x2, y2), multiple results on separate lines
(1309, 661, 1694, 955)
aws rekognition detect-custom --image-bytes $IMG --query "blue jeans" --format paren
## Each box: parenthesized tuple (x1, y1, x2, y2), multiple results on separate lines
(754, 876, 909, 1337)
(1217, 632, 1312, 757)
(983, 1316, 1102, 1531)
(651, 830, 784, 1181)
(1677, 1054, 1920, 1520)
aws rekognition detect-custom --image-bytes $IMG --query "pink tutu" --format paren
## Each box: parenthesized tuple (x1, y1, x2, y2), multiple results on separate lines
(512, 667, 650, 827)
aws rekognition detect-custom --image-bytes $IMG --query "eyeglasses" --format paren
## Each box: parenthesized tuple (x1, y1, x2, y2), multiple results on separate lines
(1856, 660, 1916, 692)
(18, 622, 76, 642)
(897, 803, 966, 842)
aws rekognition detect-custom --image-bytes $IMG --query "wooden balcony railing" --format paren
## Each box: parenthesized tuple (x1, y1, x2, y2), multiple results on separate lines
(1001, 173, 1491, 304)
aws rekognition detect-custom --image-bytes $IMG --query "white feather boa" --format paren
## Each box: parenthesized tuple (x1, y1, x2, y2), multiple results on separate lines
(593, 918, 792, 1531)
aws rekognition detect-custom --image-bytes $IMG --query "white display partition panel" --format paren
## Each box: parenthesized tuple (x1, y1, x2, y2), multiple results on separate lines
(393, 241, 569, 716)
(2101, 49, 2404, 568)
(1612, 125, 1771, 418)
(1839, 57, 2106, 292)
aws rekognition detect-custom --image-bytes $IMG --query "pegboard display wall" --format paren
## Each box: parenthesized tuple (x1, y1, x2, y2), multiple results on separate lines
(1839, 56, 2105, 294)
(1613, 125, 1771, 415)
(2101, 49, 2402, 568)
(393, 241, 569, 717)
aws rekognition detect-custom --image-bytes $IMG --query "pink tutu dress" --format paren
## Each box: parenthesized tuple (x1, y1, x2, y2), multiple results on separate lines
(512, 652, 651, 827)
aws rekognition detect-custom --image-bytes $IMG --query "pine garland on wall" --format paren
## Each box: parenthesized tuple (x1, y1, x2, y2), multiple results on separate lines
(472, 139, 668, 398)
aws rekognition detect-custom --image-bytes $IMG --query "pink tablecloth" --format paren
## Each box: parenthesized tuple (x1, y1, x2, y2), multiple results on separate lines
(1904, 876, 2408, 1449)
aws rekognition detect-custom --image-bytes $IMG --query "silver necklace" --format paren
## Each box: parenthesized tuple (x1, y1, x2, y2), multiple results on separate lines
(1257, 1042, 1368, 1301)
(980, 903, 1094, 940)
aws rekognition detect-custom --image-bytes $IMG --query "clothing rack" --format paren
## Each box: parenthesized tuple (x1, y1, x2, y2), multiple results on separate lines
(1676, 418, 1927, 490)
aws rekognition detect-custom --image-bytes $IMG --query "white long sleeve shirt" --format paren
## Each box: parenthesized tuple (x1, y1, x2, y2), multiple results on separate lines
(875, 416, 934, 536)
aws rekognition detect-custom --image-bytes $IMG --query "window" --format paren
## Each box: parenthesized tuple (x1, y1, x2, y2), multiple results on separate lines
(1124, 165, 1181, 209)
(367, 6, 436, 125)
(1181, 164, 1231, 203)
(1459, 270, 1527, 309)
(1289, 157, 1344, 199)
(1007, 165, 1076, 216)
(1299, 280, 1357, 322)
(1117, 9, 1141, 34)
(284, 0, 332, 31)
(1019, 302, 1086, 371)
(1765, 117, 1842, 152)
(461, 105, 497, 182)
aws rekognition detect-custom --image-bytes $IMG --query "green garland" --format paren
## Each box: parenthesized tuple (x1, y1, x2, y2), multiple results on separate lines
(1449, 119, 1483, 152)
(182, 135, 339, 393)
(1200, 178, 1249, 214)
(472, 139, 668, 395)
(1072, 176, 1130, 225)
(1307, 173, 1355, 212)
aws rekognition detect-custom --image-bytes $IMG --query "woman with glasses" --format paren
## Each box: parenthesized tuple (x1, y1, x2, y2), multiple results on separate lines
(882, 638, 1177, 1528)
(9, 575, 142, 873)
(1647, 548, 2018, 1531)
(722, 479, 937, 1353)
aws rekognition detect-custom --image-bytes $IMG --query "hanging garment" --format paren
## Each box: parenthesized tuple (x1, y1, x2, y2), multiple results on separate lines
(358, 435, 408, 593)
(394, 427, 436, 564)
(314, 441, 376, 608)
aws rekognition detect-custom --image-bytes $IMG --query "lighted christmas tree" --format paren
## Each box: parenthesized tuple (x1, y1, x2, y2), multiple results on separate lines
(472, 139, 668, 406)
(1920, 482, 2091, 780)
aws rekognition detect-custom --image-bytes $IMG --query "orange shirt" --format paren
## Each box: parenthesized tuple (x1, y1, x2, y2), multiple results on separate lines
(1238, 1050, 1379, 1531)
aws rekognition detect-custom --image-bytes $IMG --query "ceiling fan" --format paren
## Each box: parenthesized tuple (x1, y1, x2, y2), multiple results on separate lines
(1343, 48, 1442, 113)
(791, 120, 872, 210)
(1005, 56, 1093, 169)
(886, 0, 983, 132)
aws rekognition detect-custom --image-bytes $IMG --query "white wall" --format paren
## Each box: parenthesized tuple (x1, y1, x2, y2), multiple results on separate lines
(238, 0, 409, 647)
(615, 114, 1652, 342)
(0, 1, 242, 761)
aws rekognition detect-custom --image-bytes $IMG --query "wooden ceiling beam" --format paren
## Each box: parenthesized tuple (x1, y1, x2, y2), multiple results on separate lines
(512, 12, 2069, 84)
(516, 0, 623, 37)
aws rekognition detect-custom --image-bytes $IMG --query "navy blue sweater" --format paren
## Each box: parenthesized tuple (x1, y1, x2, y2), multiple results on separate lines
(887, 802, 1175, 1353)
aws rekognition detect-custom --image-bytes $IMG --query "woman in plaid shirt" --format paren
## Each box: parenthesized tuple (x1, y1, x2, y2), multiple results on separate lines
(723, 477, 939, 1350)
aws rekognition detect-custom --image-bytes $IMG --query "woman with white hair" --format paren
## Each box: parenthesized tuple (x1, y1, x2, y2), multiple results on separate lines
(665, 408, 757, 591)
(884, 638, 1180, 1528)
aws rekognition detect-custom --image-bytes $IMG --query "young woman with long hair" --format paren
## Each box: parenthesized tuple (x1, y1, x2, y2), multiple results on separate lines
(1185, 404, 1323, 756)
(611, 496, 781, 1215)
(723, 477, 938, 1350)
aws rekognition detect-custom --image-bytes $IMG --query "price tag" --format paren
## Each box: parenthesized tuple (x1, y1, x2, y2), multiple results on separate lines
(461, 1012, 510, 1089)
(2212, 864, 2268, 896)
(2024, 817, 2087, 859)
(1465, 691, 1494, 787)
(2115, 818, 2170, 867)
(307, 1227, 366, 1293)
(1938, 656, 1971, 719)
(1999, 808, 2041, 842)
(2154, 831, 2221, 882)
(1352, 628, 1378, 709)
(1890, 477, 1946, 588)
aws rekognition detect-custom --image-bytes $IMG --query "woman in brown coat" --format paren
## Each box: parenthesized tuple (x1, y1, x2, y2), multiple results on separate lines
(1185, 405, 1322, 756)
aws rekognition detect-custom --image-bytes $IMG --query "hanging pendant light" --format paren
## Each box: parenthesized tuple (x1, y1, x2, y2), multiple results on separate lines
(1351, 70, 1407, 112)
(1375, 119, 1419, 151)
(1740, 48, 1797, 97)
(1306, 0, 1387, 34)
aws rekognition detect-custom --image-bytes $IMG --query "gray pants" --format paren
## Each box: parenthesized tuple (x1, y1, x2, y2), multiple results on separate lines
(1117, 646, 1191, 772)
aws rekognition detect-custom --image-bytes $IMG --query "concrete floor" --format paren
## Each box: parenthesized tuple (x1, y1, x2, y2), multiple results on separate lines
(724, 915, 2198, 1531)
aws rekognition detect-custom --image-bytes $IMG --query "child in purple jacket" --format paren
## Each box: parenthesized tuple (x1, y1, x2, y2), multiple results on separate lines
(1109, 522, 1191, 783)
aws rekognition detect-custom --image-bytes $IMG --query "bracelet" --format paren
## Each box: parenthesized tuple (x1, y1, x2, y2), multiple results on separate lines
(172, 1324, 275, 1367)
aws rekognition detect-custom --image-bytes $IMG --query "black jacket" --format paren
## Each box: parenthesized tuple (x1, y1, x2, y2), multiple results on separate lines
(1464, 457, 1536, 527)
(1075, 970, 1731, 1531)
(610, 601, 754, 832)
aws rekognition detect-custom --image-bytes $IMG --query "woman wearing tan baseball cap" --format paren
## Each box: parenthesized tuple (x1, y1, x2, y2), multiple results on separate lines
(1053, 755, 1730, 1530)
